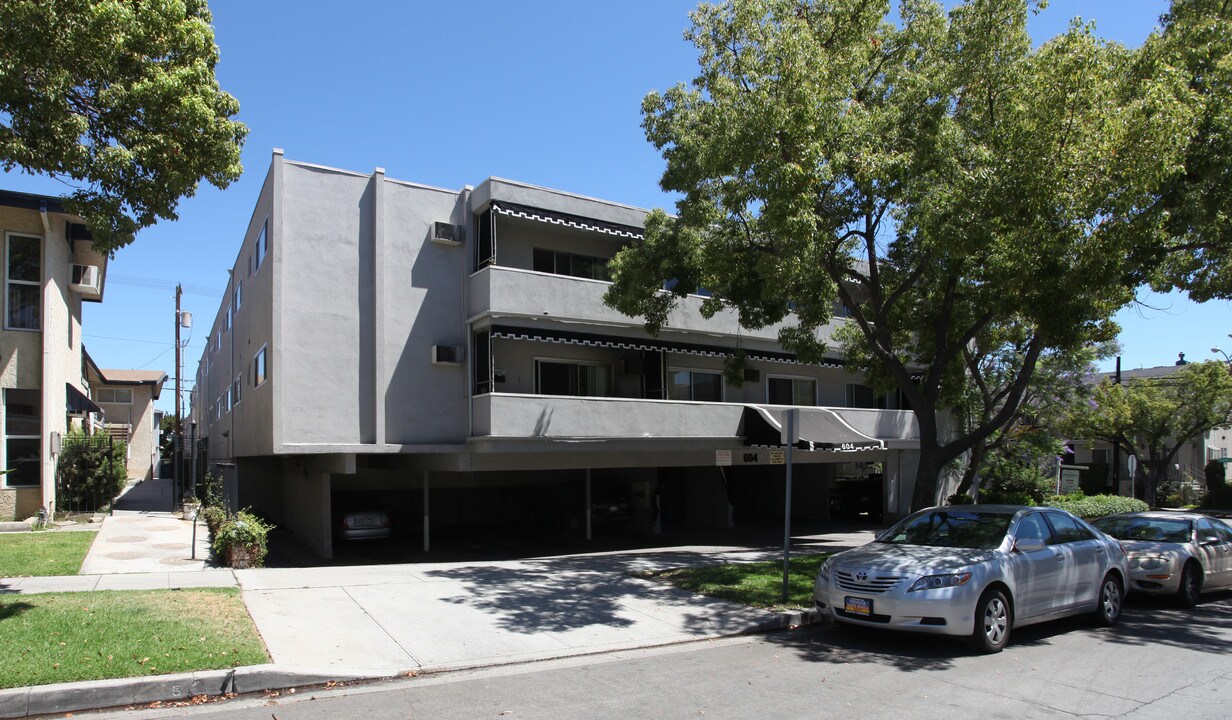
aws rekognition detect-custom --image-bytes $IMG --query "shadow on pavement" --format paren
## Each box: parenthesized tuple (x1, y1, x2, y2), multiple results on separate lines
(111, 477, 177, 513)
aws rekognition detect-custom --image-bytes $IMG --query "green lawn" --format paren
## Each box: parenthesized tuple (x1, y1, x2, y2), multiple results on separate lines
(643, 553, 829, 610)
(0, 588, 269, 689)
(0, 530, 97, 577)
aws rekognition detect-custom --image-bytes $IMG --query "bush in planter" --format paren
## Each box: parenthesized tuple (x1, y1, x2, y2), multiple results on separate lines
(200, 505, 228, 536)
(1042, 493, 1149, 519)
(211, 510, 274, 568)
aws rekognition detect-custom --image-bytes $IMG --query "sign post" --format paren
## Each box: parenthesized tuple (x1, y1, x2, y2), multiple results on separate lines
(782, 409, 797, 603)
(1127, 455, 1138, 499)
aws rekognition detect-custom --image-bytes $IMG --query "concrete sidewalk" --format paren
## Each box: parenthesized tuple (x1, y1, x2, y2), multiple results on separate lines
(0, 522, 877, 717)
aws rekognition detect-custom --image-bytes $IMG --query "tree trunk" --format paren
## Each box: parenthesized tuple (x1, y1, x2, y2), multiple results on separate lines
(954, 438, 987, 499)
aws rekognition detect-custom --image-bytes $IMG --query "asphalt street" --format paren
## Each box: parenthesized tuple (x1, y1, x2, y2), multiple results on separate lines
(83, 592, 1232, 720)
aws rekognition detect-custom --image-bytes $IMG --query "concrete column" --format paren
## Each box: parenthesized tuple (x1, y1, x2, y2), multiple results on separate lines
(422, 470, 430, 553)
(585, 469, 592, 542)
(371, 168, 386, 445)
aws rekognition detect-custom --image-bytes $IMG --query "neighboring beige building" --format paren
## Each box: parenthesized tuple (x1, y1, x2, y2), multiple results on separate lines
(84, 355, 167, 482)
(0, 189, 109, 522)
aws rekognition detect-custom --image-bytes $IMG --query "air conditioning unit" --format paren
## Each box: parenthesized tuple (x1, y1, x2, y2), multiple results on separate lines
(431, 222, 464, 246)
(69, 264, 101, 295)
(431, 345, 464, 365)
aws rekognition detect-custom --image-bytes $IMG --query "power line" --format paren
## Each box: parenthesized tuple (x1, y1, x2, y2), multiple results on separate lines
(108, 273, 222, 298)
(84, 333, 205, 349)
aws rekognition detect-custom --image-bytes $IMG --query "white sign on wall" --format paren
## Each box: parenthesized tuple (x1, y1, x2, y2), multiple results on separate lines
(716, 450, 732, 466)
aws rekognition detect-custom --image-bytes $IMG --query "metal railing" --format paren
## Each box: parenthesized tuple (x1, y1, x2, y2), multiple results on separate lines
(55, 434, 123, 516)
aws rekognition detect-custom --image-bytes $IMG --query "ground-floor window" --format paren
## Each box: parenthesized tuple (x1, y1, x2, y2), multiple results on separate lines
(669, 369, 723, 402)
(4, 389, 40, 487)
(536, 360, 612, 397)
(767, 376, 817, 406)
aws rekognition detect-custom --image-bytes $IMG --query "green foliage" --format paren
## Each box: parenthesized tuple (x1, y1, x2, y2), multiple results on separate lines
(210, 511, 273, 568)
(0, 0, 247, 252)
(0, 530, 96, 577)
(202, 470, 225, 509)
(947, 493, 975, 505)
(56, 430, 127, 511)
(1042, 493, 1150, 519)
(200, 505, 227, 536)
(979, 457, 1053, 505)
(1063, 360, 1232, 504)
(0, 588, 268, 688)
(1203, 459, 1230, 508)
(604, 0, 1231, 511)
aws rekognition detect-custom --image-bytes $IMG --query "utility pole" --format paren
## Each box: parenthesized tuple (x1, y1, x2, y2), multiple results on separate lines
(1112, 356, 1121, 492)
(173, 283, 183, 510)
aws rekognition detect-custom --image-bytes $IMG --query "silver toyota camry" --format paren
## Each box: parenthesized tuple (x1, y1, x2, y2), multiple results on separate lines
(814, 505, 1129, 653)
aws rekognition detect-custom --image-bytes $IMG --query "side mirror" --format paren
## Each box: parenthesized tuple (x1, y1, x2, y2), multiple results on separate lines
(1014, 538, 1047, 553)
(1200, 535, 1220, 546)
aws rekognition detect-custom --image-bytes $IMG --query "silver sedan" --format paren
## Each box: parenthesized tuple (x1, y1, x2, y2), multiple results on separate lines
(1091, 511, 1232, 607)
(814, 505, 1129, 653)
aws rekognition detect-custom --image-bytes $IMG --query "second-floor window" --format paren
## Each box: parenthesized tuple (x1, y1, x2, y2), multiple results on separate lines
(767, 376, 817, 406)
(96, 388, 133, 404)
(233, 375, 241, 406)
(669, 369, 723, 402)
(846, 383, 887, 409)
(533, 248, 610, 281)
(253, 346, 268, 387)
(233, 278, 243, 312)
(5, 232, 40, 331)
(254, 220, 268, 271)
(536, 360, 611, 397)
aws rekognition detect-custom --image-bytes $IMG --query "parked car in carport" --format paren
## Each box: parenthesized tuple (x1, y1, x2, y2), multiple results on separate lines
(1091, 511, 1232, 607)
(814, 505, 1128, 653)
(333, 494, 392, 541)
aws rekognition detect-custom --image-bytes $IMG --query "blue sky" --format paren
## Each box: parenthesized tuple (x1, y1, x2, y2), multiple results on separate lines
(4, 0, 1228, 415)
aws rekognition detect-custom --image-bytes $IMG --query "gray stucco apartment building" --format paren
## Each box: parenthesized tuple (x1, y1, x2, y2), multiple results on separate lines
(190, 150, 924, 558)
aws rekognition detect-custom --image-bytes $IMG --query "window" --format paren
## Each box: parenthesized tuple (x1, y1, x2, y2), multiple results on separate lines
(213, 331, 221, 353)
(254, 220, 268, 270)
(253, 346, 268, 387)
(225, 304, 232, 332)
(5, 232, 41, 330)
(532, 248, 611, 281)
(4, 389, 40, 487)
(225, 387, 232, 412)
(535, 360, 611, 397)
(845, 383, 887, 409)
(233, 277, 243, 311)
(669, 369, 723, 402)
(95, 388, 133, 404)
(233, 375, 241, 406)
(1044, 512, 1094, 544)
(1013, 513, 1052, 546)
(767, 376, 817, 406)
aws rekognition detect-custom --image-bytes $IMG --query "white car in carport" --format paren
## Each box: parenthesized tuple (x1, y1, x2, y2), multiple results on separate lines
(814, 505, 1129, 653)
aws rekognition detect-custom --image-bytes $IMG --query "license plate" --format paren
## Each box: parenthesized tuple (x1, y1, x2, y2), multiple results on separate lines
(844, 596, 873, 616)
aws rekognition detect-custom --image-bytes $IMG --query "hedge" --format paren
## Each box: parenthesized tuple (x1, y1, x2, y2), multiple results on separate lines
(1042, 494, 1149, 519)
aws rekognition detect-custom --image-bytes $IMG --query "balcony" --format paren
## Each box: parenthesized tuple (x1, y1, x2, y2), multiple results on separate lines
(471, 393, 919, 448)
(468, 266, 830, 344)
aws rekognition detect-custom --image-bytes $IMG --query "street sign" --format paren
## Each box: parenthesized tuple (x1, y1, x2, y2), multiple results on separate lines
(770, 450, 785, 465)
(1127, 455, 1137, 479)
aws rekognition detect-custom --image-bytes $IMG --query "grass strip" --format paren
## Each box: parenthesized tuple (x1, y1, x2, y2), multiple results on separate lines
(641, 553, 829, 610)
(0, 531, 97, 577)
(0, 588, 268, 689)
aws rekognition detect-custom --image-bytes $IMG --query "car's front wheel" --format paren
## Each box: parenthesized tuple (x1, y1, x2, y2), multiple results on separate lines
(1176, 562, 1202, 608)
(1091, 573, 1123, 627)
(970, 589, 1011, 654)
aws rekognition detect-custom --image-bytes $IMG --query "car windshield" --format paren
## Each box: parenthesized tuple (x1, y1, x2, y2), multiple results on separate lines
(1092, 516, 1191, 544)
(878, 510, 1014, 549)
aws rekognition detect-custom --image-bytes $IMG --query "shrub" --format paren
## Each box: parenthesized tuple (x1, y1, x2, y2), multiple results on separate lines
(979, 457, 1053, 505)
(55, 429, 128, 511)
(200, 505, 227, 535)
(1042, 493, 1149, 519)
(211, 510, 274, 568)
(1203, 460, 1230, 509)
(947, 492, 974, 505)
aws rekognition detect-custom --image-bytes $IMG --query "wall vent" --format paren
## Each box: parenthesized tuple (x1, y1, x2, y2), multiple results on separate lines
(431, 222, 464, 246)
(432, 345, 464, 365)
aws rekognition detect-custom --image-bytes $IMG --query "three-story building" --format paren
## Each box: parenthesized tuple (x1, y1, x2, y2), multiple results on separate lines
(190, 151, 923, 558)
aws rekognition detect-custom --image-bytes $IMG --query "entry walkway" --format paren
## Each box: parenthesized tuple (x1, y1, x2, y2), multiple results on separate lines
(77, 477, 213, 575)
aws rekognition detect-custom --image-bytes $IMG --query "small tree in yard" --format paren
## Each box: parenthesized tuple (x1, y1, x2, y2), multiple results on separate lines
(605, 0, 1230, 511)
(1062, 360, 1232, 506)
(56, 429, 127, 511)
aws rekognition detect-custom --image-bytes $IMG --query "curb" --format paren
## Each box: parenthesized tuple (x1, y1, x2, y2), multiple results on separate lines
(0, 665, 400, 719)
(0, 609, 824, 718)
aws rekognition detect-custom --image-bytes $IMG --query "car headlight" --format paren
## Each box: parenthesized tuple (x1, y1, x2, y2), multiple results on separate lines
(816, 558, 833, 584)
(908, 572, 973, 592)
(1131, 556, 1169, 571)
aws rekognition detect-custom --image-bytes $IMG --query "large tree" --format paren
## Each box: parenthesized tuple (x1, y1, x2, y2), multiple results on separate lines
(1062, 360, 1232, 505)
(605, 0, 1219, 510)
(0, 0, 247, 253)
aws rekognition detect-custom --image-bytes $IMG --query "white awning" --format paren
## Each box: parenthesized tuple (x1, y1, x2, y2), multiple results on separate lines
(744, 405, 885, 451)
